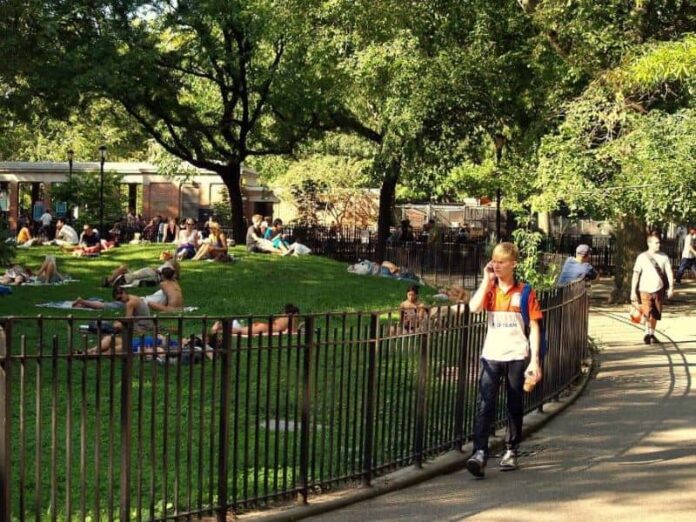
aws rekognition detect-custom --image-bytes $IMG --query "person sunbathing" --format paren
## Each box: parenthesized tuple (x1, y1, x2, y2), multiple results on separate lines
(0, 255, 62, 285)
(88, 286, 153, 354)
(210, 304, 301, 336)
(73, 264, 183, 312)
(102, 260, 180, 288)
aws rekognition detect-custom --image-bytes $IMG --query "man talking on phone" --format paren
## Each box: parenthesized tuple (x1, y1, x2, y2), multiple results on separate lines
(465, 242, 543, 478)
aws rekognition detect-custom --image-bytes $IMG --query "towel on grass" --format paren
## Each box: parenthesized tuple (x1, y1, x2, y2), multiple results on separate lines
(23, 277, 79, 287)
(36, 300, 199, 312)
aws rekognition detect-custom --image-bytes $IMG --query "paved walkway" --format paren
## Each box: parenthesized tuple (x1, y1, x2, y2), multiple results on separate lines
(308, 282, 696, 521)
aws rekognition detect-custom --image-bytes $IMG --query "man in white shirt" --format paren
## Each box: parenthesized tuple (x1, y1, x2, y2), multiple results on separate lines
(38, 209, 53, 238)
(675, 227, 696, 284)
(631, 233, 675, 345)
(54, 218, 79, 246)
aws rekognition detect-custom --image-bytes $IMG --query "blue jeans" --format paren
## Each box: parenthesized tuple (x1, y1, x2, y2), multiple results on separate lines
(473, 358, 526, 455)
(676, 258, 696, 283)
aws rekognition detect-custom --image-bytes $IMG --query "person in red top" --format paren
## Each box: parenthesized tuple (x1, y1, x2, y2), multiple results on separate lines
(465, 242, 543, 478)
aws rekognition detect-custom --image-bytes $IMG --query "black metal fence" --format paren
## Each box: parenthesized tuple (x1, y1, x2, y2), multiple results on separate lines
(279, 226, 488, 288)
(0, 281, 588, 521)
(542, 235, 683, 275)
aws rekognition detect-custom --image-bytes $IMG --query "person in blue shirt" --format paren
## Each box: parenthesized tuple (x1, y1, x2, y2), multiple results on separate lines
(557, 244, 598, 286)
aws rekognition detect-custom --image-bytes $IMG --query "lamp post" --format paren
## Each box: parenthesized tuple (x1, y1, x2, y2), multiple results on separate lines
(67, 149, 74, 180)
(99, 145, 106, 235)
(493, 133, 506, 242)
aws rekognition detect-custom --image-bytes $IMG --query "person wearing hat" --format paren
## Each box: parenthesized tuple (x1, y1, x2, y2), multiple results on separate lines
(556, 244, 598, 286)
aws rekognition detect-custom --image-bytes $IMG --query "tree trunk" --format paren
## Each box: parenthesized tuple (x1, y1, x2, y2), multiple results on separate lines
(610, 215, 647, 304)
(219, 162, 247, 244)
(375, 161, 399, 263)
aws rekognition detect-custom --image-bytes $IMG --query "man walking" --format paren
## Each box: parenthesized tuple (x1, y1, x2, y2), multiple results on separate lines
(675, 227, 696, 285)
(557, 243, 598, 286)
(466, 242, 543, 478)
(631, 232, 674, 344)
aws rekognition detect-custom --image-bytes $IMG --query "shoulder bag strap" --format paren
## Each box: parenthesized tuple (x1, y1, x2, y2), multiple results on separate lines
(646, 254, 669, 289)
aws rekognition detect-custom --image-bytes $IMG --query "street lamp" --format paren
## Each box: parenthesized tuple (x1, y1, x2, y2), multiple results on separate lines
(67, 149, 74, 180)
(493, 133, 506, 242)
(99, 145, 106, 236)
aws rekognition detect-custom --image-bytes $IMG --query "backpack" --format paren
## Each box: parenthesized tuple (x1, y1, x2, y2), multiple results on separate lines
(519, 284, 548, 360)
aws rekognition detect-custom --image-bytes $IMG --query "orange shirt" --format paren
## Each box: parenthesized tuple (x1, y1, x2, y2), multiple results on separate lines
(480, 281, 543, 361)
(483, 281, 543, 320)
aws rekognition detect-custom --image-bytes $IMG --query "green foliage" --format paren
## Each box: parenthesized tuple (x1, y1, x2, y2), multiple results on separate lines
(512, 223, 558, 290)
(289, 179, 327, 226)
(211, 186, 233, 226)
(534, 34, 696, 225)
(50, 171, 127, 230)
(0, 99, 150, 162)
(0, 226, 16, 267)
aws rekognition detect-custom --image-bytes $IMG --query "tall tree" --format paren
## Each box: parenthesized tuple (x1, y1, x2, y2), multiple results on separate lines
(0, 0, 336, 242)
(320, 0, 538, 260)
(534, 35, 696, 301)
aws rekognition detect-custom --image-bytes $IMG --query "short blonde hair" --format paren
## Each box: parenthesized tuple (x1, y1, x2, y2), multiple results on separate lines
(492, 242, 519, 261)
(251, 214, 263, 225)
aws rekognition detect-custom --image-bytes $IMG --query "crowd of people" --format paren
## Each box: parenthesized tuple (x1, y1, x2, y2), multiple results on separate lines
(3, 218, 694, 477)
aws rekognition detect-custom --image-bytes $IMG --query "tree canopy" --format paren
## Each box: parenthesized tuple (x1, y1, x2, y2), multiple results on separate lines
(1, 0, 695, 296)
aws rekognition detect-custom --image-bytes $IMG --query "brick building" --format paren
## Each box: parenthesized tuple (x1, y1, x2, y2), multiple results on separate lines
(0, 161, 278, 231)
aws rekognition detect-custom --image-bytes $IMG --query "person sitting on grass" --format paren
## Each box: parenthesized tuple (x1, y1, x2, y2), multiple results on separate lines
(175, 218, 201, 260)
(395, 285, 428, 333)
(16, 226, 44, 248)
(88, 286, 153, 354)
(51, 218, 79, 247)
(192, 221, 228, 261)
(64, 224, 101, 256)
(265, 218, 290, 252)
(210, 304, 301, 336)
(73, 263, 184, 312)
(0, 255, 63, 285)
(246, 214, 280, 254)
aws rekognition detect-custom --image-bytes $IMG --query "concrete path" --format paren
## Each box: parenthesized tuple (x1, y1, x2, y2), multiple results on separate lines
(307, 283, 696, 521)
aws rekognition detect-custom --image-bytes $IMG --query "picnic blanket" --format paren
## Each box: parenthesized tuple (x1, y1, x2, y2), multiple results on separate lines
(36, 300, 199, 312)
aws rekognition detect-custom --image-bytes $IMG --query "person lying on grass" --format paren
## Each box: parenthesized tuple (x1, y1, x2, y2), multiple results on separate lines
(0, 255, 62, 285)
(101, 260, 181, 288)
(210, 304, 301, 336)
(88, 286, 153, 354)
(73, 264, 184, 312)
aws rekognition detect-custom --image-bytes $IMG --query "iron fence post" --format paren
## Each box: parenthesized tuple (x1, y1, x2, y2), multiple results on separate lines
(362, 314, 379, 486)
(453, 307, 471, 448)
(299, 315, 314, 503)
(119, 321, 134, 521)
(414, 314, 430, 468)
(0, 320, 12, 522)
(217, 320, 232, 521)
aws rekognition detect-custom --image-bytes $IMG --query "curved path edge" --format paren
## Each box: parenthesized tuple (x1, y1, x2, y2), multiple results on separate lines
(238, 350, 597, 522)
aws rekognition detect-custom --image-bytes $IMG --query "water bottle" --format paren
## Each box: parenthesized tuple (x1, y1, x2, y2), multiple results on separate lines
(523, 371, 537, 393)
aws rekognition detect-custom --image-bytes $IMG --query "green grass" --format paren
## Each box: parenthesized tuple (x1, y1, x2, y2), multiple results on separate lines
(1, 244, 433, 318)
(2, 245, 460, 521)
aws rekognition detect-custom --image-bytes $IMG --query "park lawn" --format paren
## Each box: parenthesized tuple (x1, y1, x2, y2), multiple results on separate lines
(0, 244, 433, 319)
(2, 245, 448, 520)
